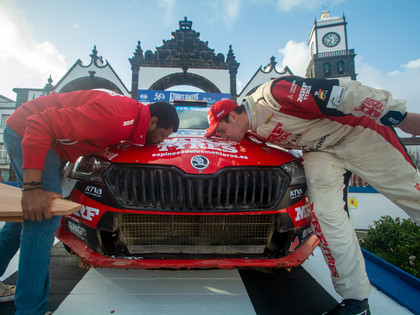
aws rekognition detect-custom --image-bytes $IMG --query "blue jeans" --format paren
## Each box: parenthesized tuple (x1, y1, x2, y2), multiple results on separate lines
(0, 125, 64, 315)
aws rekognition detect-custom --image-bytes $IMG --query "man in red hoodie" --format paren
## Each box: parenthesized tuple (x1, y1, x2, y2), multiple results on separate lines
(0, 89, 179, 314)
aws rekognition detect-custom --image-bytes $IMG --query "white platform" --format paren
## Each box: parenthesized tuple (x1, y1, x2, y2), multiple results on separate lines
(55, 269, 254, 315)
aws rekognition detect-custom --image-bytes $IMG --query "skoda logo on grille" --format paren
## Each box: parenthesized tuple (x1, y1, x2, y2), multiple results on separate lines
(191, 155, 209, 170)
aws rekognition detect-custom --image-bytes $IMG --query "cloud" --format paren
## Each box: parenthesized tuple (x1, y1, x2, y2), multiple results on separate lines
(356, 56, 420, 113)
(276, 0, 346, 12)
(277, 40, 310, 76)
(0, 0, 67, 99)
(209, 0, 242, 30)
(158, 0, 177, 27)
(403, 58, 420, 70)
(221, 0, 241, 29)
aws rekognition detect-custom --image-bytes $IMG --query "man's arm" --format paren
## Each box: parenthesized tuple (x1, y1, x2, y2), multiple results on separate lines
(397, 113, 420, 136)
(21, 169, 61, 221)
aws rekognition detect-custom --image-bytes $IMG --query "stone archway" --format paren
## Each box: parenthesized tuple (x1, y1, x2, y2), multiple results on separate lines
(129, 17, 239, 100)
(59, 76, 123, 94)
(149, 72, 221, 93)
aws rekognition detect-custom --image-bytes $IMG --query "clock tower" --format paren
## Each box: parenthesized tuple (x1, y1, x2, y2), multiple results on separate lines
(306, 11, 356, 80)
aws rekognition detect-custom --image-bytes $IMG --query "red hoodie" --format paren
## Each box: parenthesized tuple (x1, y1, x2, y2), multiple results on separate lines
(7, 89, 151, 170)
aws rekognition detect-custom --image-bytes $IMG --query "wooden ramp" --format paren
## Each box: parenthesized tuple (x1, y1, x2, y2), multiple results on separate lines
(0, 183, 82, 222)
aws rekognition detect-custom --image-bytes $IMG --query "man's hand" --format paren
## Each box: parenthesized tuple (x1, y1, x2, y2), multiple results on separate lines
(21, 188, 62, 221)
(397, 112, 420, 135)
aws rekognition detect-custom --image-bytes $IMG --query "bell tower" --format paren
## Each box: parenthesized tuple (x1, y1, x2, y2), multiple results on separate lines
(306, 11, 356, 80)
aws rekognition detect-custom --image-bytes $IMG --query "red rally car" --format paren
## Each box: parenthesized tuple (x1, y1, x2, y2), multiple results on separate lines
(56, 102, 319, 269)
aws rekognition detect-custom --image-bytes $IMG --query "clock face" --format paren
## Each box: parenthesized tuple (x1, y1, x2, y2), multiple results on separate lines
(322, 32, 340, 47)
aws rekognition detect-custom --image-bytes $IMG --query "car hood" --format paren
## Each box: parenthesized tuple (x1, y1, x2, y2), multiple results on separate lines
(96, 134, 297, 175)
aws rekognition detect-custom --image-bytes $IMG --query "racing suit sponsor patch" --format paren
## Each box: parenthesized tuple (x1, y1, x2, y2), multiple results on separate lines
(310, 203, 339, 278)
(266, 122, 292, 142)
(265, 113, 274, 124)
(297, 82, 312, 103)
(354, 97, 384, 119)
(327, 86, 346, 109)
(308, 134, 329, 151)
(315, 89, 328, 101)
(380, 110, 407, 126)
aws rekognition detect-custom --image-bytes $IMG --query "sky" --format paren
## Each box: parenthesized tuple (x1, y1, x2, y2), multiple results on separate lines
(1, 0, 420, 113)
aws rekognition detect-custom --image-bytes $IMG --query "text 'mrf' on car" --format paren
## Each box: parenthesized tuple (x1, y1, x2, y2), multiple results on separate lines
(56, 100, 319, 269)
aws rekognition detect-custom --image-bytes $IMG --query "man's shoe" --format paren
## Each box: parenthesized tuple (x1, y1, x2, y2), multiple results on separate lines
(0, 281, 15, 302)
(322, 298, 371, 315)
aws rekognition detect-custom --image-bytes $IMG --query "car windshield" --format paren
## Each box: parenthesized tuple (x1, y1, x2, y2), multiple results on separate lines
(175, 106, 209, 130)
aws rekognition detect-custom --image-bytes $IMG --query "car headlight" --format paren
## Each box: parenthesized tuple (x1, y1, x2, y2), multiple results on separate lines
(281, 160, 306, 186)
(70, 156, 111, 183)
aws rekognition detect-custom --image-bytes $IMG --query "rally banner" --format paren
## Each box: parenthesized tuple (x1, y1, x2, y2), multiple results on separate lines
(137, 90, 231, 106)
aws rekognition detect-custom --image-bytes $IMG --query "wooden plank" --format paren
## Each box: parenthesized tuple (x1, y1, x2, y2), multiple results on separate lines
(401, 137, 420, 145)
(0, 183, 82, 222)
(0, 216, 23, 222)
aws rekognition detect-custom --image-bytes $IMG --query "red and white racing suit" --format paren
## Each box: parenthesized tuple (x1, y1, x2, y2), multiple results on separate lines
(244, 75, 420, 300)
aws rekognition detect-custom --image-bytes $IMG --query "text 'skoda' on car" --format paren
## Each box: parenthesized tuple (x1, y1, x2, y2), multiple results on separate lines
(56, 102, 319, 269)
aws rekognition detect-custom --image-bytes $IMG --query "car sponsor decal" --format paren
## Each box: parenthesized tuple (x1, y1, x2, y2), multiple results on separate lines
(284, 198, 311, 228)
(302, 227, 312, 241)
(289, 236, 300, 252)
(154, 138, 249, 160)
(67, 220, 87, 241)
(295, 204, 310, 221)
(153, 149, 249, 160)
(85, 185, 103, 198)
(73, 205, 100, 221)
(97, 150, 119, 160)
(191, 155, 209, 170)
(290, 188, 303, 200)
(158, 138, 238, 153)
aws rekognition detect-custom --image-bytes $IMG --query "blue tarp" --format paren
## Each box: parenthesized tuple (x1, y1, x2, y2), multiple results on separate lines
(362, 248, 420, 315)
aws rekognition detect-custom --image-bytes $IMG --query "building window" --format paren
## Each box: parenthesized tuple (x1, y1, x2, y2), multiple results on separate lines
(323, 62, 331, 76)
(1, 115, 9, 129)
(0, 144, 9, 165)
(337, 61, 345, 75)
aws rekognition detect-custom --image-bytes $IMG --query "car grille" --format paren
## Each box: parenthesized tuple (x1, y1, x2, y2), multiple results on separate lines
(118, 212, 279, 254)
(104, 165, 289, 212)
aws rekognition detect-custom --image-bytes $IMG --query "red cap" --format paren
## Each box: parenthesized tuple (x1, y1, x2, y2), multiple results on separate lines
(205, 100, 238, 137)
